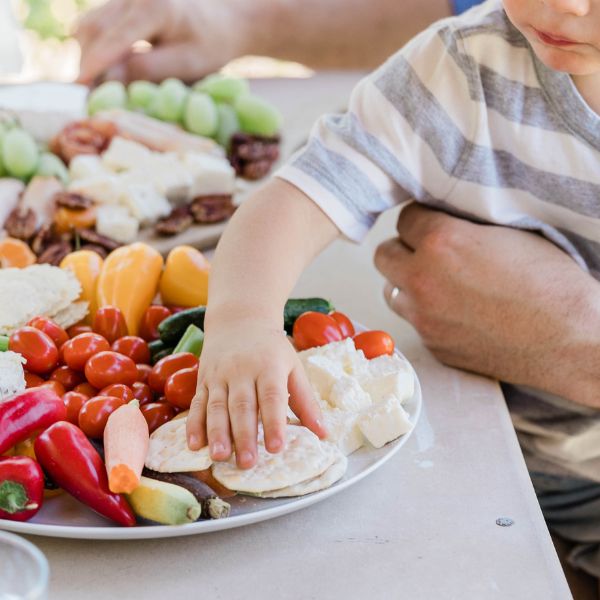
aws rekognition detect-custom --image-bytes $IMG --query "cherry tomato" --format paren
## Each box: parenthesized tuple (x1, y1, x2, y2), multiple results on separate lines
(24, 372, 44, 388)
(132, 382, 154, 406)
(330, 311, 355, 338)
(49, 365, 84, 391)
(38, 380, 66, 397)
(138, 306, 172, 342)
(100, 384, 134, 402)
(136, 364, 152, 383)
(72, 382, 97, 399)
(28, 316, 69, 348)
(353, 330, 395, 359)
(85, 351, 138, 389)
(292, 312, 343, 351)
(78, 395, 126, 439)
(9, 327, 59, 375)
(63, 391, 89, 425)
(67, 324, 93, 338)
(164, 367, 198, 410)
(148, 353, 199, 395)
(93, 306, 128, 343)
(112, 336, 150, 364)
(62, 333, 110, 371)
(140, 402, 176, 433)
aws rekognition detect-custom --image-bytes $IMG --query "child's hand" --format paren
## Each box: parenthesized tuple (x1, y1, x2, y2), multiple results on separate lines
(186, 318, 327, 469)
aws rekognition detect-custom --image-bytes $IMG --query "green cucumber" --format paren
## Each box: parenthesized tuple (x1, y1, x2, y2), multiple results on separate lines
(149, 340, 173, 364)
(283, 298, 334, 334)
(173, 324, 204, 357)
(0, 335, 8, 352)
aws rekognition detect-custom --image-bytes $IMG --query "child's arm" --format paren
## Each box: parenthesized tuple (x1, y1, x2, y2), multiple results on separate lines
(186, 177, 339, 468)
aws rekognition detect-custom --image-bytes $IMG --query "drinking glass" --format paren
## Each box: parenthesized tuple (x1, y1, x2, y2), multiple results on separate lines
(0, 531, 49, 600)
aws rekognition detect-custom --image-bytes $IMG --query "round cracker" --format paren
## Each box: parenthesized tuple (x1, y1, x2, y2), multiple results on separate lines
(212, 425, 337, 494)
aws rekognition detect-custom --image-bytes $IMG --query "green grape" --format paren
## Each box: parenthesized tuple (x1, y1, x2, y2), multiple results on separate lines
(37, 152, 69, 184)
(128, 80, 159, 112)
(194, 74, 249, 104)
(87, 81, 127, 116)
(2, 128, 39, 180)
(215, 103, 240, 150)
(183, 92, 218, 137)
(234, 94, 282, 137)
(150, 78, 189, 122)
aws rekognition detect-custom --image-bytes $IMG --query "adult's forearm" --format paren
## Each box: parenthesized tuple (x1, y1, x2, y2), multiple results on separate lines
(241, 0, 453, 69)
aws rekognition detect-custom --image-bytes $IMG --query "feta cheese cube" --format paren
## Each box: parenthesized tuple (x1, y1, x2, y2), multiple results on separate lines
(358, 394, 413, 448)
(68, 174, 122, 204)
(102, 136, 152, 172)
(358, 354, 414, 404)
(95, 205, 139, 244)
(329, 376, 371, 412)
(184, 152, 236, 197)
(322, 408, 364, 455)
(118, 183, 171, 225)
(69, 154, 106, 180)
(302, 355, 345, 401)
(144, 153, 193, 201)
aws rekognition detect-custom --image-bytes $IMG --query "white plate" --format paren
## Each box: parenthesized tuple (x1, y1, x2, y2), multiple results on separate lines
(0, 352, 421, 540)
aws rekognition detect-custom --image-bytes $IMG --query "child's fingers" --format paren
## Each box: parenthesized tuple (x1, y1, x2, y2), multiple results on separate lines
(206, 384, 233, 461)
(228, 382, 259, 469)
(186, 383, 208, 450)
(288, 365, 327, 439)
(256, 372, 288, 454)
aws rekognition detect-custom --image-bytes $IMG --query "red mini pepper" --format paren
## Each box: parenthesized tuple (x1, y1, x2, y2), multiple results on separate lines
(0, 388, 67, 455)
(0, 456, 44, 522)
(34, 421, 136, 527)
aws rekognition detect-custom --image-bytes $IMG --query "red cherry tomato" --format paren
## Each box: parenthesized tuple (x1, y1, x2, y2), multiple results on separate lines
(164, 367, 198, 410)
(353, 330, 395, 359)
(78, 395, 126, 439)
(9, 327, 59, 375)
(50, 365, 84, 391)
(62, 333, 110, 371)
(100, 383, 134, 402)
(132, 382, 154, 406)
(63, 391, 89, 425)
(136, 364, 152, 383)
(329, 311, 355, 339)
(38, 380, 66, 397)
(292, 312, 343, 351)
(140, 402, 176, 433)
(85, 351, 138, 389)
(67, 324, 93, 338)
(148, 353, 199, 395)
(138, 306, 172, 342)
(93, 306, 128, 343)
(111, 336, 151, 364)
(27, 316, 69, 348)
(24, 372, 45, 388)
(72, 382, 97, 399)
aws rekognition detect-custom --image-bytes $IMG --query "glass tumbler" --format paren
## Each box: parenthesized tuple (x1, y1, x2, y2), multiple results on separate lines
(0, 531, 49, 600)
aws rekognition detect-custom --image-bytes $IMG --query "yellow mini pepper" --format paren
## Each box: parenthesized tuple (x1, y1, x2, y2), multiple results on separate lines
(159, 245, 210, 308)
(60, 250, 104, 324)
(97, 243, 164, 335)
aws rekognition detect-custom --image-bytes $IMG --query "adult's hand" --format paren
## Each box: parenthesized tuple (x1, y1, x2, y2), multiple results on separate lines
(75, 0, 248, 84)
(374, 204, 600, 409)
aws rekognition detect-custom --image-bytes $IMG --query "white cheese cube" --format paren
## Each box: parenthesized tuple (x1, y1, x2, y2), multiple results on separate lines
(68, 174, 122, 204)
(95, 205, 139, 244)
(358, 354, 414, 404)
(184, 152, 236, 197)
(329, 376, 371, 412)
(118, 183, 171, 225)
(302, 355, 345, 401)
(145, 153, 193, 201)
(322, 408, 364, 455)
(102, 136, 152, 172)
(358, 395, 413, 449)
(69, 154, 106, 180)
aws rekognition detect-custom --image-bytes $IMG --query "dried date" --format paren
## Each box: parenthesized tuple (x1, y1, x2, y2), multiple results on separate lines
(190, 195, 235, 224)
(4, 208, 37, 240)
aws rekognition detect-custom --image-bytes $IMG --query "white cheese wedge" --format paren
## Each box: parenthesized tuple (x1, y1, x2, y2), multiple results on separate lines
(358, 354, 414, 405)
(329, 376, 371, 412)
(95, 205, 139, 244)
(183, 152, 236, 197)
(118, 182, 171, 225)
(102, 136, 152, 172)
(358, 394, 413, 449)
(68, 174, 122, 205)
(322, 408, 364, 456)
(69, 154, 106, 180)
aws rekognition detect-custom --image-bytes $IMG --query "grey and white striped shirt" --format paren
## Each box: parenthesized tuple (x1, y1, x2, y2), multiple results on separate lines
(277, 0, 600, 482)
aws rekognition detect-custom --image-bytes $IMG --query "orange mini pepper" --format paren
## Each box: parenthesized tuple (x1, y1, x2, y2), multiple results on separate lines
(159, 245, 210, 308)
(60, 250, 104, 324)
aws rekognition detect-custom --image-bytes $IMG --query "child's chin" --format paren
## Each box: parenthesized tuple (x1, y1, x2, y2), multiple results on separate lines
(533, 44, 598, 76)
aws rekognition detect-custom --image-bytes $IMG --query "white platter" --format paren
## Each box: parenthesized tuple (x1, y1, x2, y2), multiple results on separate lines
(0, 351, 421, 540)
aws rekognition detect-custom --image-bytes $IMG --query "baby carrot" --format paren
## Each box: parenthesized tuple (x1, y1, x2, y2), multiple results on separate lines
(104, 400, 149, 494)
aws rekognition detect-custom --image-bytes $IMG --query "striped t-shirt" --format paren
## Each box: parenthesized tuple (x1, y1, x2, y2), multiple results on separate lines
(277, 0, 600, 482)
